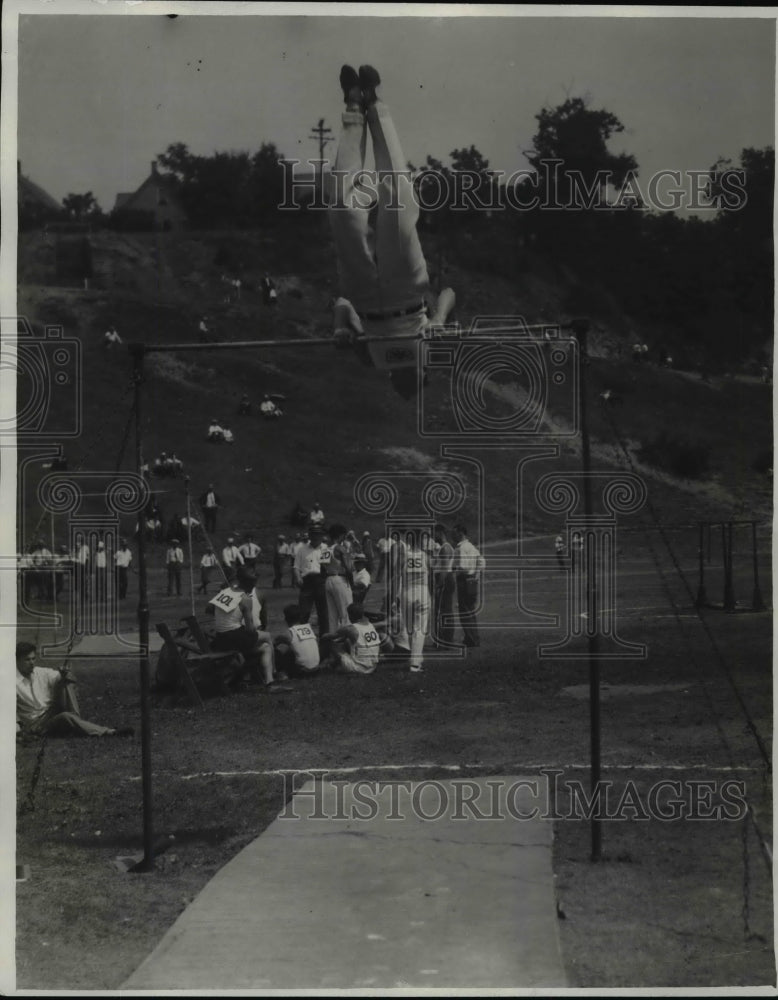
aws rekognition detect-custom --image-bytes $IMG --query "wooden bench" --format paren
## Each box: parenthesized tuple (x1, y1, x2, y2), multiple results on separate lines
(155, 622, 244, 709)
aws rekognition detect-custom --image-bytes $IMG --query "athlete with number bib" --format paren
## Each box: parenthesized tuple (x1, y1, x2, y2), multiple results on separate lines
(208, 567, 288, 692)
(322, 603, 394, 675)
(389, 528, 432, 673)
(274, 604, 322, 677)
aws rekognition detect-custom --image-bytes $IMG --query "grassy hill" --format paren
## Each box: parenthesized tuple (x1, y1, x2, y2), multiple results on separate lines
(16, 221, 772, 563)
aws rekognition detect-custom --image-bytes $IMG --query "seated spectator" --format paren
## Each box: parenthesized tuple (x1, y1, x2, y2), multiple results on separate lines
(237, 394, 252, 416)
(16, 642, 133, 738)
(262, 274, 278, 306)
(103, 326, 122, 348)
(319, 603, 393, 675)
(290, 502, 309, 527)
(308, 502, 325, 527)
(208, 419, 225, 442)
(260, 395, 282, 419)
(223, 427, 235, 444)
(273, 604, 322, 677)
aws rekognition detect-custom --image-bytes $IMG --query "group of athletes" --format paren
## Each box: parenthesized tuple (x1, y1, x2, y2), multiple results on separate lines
(197, 518, 484, 693)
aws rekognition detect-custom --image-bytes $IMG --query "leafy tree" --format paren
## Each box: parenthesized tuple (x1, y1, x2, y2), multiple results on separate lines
(62, 191, 102, 221)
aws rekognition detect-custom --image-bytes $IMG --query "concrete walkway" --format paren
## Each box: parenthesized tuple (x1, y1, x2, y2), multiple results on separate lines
(123, 776, 568, 991)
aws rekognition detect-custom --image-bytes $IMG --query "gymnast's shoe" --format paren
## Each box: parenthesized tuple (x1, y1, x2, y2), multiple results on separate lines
(339, 64, 361, 108)
(358, 64, 381, 106)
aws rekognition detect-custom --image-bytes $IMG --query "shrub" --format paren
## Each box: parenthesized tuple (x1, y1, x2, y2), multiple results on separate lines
(637, 429, 710, 479)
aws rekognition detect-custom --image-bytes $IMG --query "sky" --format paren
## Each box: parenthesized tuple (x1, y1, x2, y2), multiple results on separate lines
(8, 3, 776, 216)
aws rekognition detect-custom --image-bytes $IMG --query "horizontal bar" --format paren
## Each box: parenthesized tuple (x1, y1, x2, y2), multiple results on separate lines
(134, 323, 578, 355)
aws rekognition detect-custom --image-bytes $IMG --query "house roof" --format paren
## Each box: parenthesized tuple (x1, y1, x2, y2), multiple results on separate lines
(112, 165, 186, 217)
(18, 172, 61, 213)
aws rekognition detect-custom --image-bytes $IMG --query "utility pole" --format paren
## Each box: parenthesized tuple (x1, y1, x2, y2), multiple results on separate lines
(309, 118, 333, 204)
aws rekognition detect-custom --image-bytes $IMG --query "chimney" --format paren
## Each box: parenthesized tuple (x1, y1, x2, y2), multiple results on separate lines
(151, 159, 158, 176)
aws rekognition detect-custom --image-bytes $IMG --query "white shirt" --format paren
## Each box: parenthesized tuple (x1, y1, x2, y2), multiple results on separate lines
(295, 543, 324, 578)
(204, 491, 218, 508)
(75, 545, 90, 565)
(222, 545, 243, 567)
(166, 546, 184, 565)
(353, 567, 371, 589)
(200, 553, 218, 568)
(239, 542, 261, 560)
(309, 508, 325, 525)
(95, 549, 107, 569)
(115, 548, 133, 568)
(453, 538, 485, 575)
(17, 667, 61, 727)
(287, 623, 320, 671)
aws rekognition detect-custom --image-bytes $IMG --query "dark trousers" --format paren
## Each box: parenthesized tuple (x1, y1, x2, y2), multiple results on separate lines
(456, 573, 480, 647)
(116, 567, 129, 599)
(434, 576, 457, 646)
(167, 565, 182, 596)
(273, 556, 284, 588)
(204, 508, 217, 533)
(298, 574, 329, 636)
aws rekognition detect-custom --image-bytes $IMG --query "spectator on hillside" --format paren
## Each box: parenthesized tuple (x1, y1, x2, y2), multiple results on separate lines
(198, 547, 219, 595)
(16, 642, 133, 739)
(308, 502, 325, 528)
(237, 394, 252, 416)
(262, 274, 278, 306)
(555, 534, 566, 571)
(103, 326, 122, 348)
(260, 395, 282, 419)
(222, 537, 244, 576)
(273, 604, 322, 677)
(199, 484, 222, 534)
(198, 316, 211, 344)
(290, 502, 309, 527)
(208, 419, 225, 442)
(223, 427, 235, 444)
(165, 539, 185, 597)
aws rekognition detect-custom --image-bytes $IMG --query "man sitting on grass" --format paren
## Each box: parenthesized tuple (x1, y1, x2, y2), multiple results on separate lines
(273, 604, 323, 677)
(16, 642, 133, 738)
(319, 603, 394, 675)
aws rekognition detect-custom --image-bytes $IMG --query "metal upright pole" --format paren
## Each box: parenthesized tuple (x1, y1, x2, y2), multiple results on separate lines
(695, 522, 708, 608)
(723, 521, 736, 612)
(185, 476, 196, 619)
(574, 318, 602, 862)
(131, 345, 154, 871)
(752, 521, 766, 611)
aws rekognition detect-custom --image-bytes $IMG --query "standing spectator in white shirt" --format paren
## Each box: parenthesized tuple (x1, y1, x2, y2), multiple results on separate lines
(375, 534, 394, 583)
(199, 484, 222, 534)
(432, 524, 456, 647)
(94, 541, 108, 603)
(273, 534, 291, 589)
(239, 534, 262, 572)
(198, 548, 219, 595)
(103, 326, 122, 348)
(451, 524, 485, 648)
(222, 537, 244, 577)
(114, 538, 133, 600)
(74, 540, 90, 602)
(166, 539, 185, 597)
(294, 525, 329, 636)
